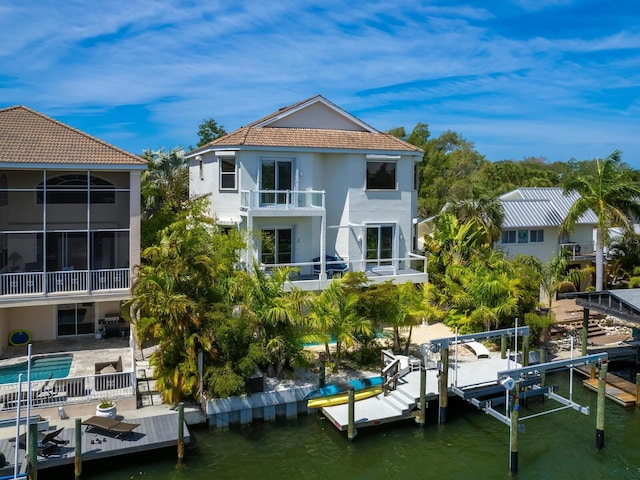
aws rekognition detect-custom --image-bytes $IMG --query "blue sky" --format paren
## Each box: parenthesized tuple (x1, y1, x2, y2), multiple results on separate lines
(2, 0, 640, 166)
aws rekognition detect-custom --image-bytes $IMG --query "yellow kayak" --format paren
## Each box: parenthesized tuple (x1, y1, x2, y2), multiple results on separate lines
(306, 386, 383, 408)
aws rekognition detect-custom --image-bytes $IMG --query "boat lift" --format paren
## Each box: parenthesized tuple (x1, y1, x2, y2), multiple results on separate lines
(484, 352, 608, 426)
(422, 325, 610, 474)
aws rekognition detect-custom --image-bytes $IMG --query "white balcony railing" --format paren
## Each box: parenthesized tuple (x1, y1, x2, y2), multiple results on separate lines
(0, 268, 130, 297)
(560, 242, 595, 258)
(241, 190, 325, 210)
(258, 253, 428, 289)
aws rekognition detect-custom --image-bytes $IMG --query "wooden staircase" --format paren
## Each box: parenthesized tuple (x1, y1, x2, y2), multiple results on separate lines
(136, 359, 163, 407)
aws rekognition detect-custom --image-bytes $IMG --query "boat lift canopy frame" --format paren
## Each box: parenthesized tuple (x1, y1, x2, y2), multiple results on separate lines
(483, 352, 608, 427)
(425, 326, 530, 351)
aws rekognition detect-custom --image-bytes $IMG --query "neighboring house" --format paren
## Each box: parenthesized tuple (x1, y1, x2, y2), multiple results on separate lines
(187, 95, 427, 290)
(497, 187, 597, 266)
(0, 106, 147, 355)
(417, 187, 597, 268)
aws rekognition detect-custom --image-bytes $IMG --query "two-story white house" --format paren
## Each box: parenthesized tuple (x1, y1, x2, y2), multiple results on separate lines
(0, 106, 147, 354)
(497, 188, 597, 267)
(187, 95, 428, 290)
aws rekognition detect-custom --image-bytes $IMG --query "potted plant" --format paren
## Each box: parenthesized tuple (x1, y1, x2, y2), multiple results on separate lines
(96, 398, 117, 418)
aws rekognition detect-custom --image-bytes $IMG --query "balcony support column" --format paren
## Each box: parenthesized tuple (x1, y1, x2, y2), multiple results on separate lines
(320, 212, 326, 280)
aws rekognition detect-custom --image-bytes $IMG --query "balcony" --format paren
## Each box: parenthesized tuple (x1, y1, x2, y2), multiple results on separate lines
(241, 190, 325, 212)
(259, 253, 428, 291)
(0, 268, 129, 297)
(560, 242, 595, 260)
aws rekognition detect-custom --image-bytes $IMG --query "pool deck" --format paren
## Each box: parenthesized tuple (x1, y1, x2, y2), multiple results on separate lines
(0, 336, 132, 377)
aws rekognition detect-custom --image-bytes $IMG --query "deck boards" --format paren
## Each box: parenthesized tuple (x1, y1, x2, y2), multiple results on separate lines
(321, 355, 518, 431)
(0, 413, 190, 476)
(575, 366, 637, 407)
(582, 378, 636, 407)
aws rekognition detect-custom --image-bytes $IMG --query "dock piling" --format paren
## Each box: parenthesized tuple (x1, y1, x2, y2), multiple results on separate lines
(28, 421, 37, 480)
(522, 335, 529, 368)
(581, 308, 589, 357)
(596, 362, 607, 450)
(347, 387, 356, 441)
(438, 346, 449, 424)
(318, 352, 326, 388)
(178, 402, 185, 463)
(417, 366, 426, 427)
(501, 335, 507, 359)
(539, 348, 546, 386)
(74, 418, 82, 480)
(510, 382, 520, 475)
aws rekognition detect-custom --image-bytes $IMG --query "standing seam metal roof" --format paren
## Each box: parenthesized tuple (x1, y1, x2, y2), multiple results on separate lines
(500, 188, 597, 228)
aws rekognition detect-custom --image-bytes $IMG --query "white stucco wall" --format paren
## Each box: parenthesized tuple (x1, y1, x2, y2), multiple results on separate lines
(497, 225, 595, 262)
(193, 146, 418, 273)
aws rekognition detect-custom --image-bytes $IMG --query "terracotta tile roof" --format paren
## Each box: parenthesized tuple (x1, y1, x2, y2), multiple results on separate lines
(0, 105, 147, 167)
(211, 126, 423, 153)
(193, 95, 423, 155)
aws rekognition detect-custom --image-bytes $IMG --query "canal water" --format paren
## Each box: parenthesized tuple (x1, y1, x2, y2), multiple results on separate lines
(50, 372, 640, 479)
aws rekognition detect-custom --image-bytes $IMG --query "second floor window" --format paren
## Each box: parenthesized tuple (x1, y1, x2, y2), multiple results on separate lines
(530, 229, 544, 243)
(366, 161, 396, 190)
(502, 229, 544, 244)
(37, 175, 115, 204)
(501, 230, 516, 244)
(219, 157, 237, 190)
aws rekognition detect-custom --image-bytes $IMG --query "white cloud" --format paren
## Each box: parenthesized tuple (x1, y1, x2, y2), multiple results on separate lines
(1, 0, 638, 165)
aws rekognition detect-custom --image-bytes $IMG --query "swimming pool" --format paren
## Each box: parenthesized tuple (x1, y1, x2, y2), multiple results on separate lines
(0, 354, 73, 385)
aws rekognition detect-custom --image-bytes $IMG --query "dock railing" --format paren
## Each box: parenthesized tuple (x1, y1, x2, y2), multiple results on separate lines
(381, 350, 400, 395)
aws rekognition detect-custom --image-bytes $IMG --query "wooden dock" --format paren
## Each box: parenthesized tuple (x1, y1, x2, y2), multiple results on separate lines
(321, 355, 516, 431)
(0, 412, 190, 476)
(576, 366, 637, 407)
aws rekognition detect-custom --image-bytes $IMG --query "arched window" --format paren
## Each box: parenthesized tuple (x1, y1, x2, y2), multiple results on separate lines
(36, 174, 115, 204)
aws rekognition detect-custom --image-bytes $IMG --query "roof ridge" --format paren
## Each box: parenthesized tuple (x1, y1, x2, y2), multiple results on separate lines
(1, 105, 146, 164)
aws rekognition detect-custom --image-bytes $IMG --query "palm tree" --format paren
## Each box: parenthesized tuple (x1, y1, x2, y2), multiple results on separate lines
(308, 278, 372, 368)
(516, 253, 591, 345)
(140, 147, 190, 248)
(230, 266, 312, 377)
(124, 200, 243, 403)
(443, 193, 504, 246)
(562, 150, 640, 291)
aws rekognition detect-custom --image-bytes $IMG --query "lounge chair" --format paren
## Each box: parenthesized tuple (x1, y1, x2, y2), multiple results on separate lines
(82, 416, 140, 438)
(18, 427, 69, 456)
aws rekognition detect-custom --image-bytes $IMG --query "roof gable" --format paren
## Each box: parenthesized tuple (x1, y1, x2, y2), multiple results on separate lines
(190, 96, 422, 156)
(0, 105, 147, 168)
(253, 96, 374, 132)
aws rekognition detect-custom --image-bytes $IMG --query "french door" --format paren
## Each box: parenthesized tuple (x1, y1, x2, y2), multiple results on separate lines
(261, 228, 293, 265)
(261, 159, 292, 205)
(365, 225, 394, 266)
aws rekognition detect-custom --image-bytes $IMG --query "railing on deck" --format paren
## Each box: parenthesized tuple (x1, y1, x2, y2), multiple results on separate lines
(258, 252, 427, 282)
(560, 242, 595, 258)
(0, 268, 130, 296)
(240, 190, 325, 210)
(0, 371, 135, 412)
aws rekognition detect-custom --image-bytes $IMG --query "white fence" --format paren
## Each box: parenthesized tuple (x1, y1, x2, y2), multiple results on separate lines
(0, 371, 135, 412)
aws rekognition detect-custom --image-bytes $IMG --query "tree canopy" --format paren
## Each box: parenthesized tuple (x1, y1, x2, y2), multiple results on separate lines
(197, 117, 227, 147)
(561, 150, 640, 291)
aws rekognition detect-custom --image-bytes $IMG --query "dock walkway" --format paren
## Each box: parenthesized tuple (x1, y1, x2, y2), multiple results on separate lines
(0, 406, 195, 476)
(321, 354, 517, 431)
